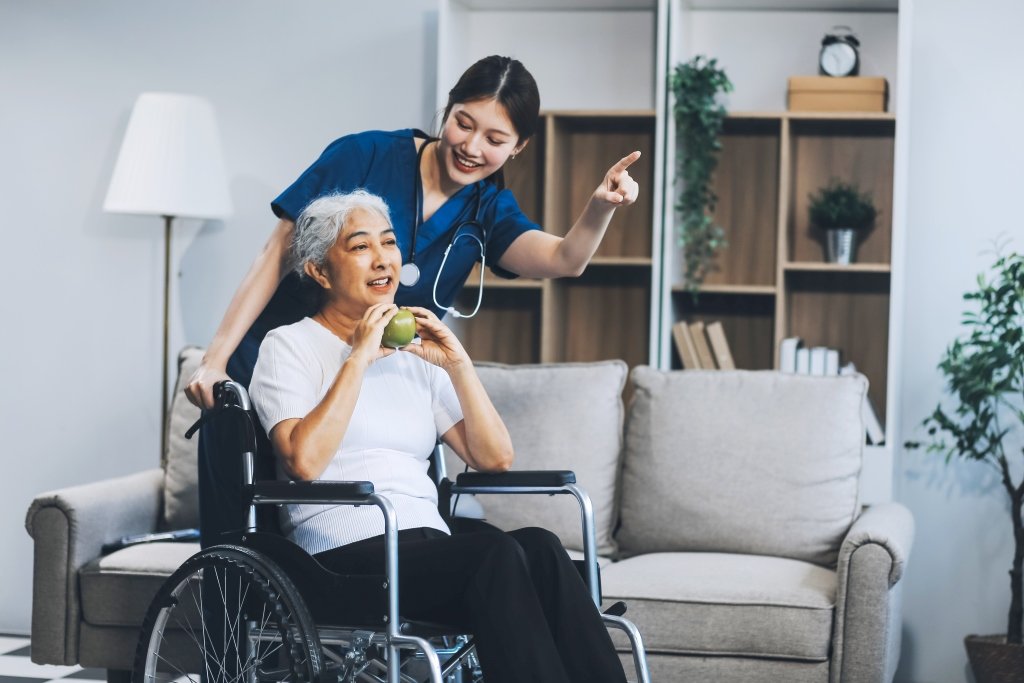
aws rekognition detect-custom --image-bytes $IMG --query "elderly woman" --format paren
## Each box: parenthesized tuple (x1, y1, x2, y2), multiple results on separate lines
(248, 190, 627, 683)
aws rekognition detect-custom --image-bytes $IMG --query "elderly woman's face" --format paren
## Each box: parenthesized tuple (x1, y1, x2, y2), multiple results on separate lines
(311, 208, 401, 308)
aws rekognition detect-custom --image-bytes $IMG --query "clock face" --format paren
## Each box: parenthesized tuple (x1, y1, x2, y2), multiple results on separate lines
(821, 42, 857, 77)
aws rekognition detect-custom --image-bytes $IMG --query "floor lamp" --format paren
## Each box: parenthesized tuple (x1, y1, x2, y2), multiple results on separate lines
(103, 92, 232, 460)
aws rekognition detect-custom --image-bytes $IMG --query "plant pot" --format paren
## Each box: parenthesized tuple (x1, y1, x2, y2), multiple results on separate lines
(824, 228, 858, 264)
(964, 634, 1024, 683)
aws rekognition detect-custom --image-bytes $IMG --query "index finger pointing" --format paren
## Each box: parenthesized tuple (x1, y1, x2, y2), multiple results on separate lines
(612, 150, 642, 172)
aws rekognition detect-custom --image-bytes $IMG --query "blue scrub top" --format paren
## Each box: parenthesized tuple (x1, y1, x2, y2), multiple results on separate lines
(231, 129, 540, 385)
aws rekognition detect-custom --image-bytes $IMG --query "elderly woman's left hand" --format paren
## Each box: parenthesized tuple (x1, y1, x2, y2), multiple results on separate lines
(399, 307, 470, 372)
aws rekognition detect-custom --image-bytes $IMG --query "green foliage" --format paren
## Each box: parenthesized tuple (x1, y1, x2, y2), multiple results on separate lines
(905, 248, 1024, 643)
(807, 179, 878, 230)
(670, 56, 733, 291)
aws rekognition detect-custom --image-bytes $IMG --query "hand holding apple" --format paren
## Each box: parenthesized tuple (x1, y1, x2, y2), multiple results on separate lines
(348, 303, 398, 366)
(399, 307, 470, 372)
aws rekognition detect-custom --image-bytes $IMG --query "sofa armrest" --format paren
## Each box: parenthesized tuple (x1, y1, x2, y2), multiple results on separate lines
(24, 468, 164, 665)
(830, 502, 915, 683)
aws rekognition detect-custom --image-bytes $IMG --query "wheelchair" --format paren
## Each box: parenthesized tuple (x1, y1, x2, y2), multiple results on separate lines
(133, 380, 651, 683)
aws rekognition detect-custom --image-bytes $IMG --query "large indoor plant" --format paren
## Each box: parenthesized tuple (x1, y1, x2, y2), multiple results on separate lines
(670, 56, 732, 291)
(807, 179, 877, 264)
(906, 249, 1024, 682)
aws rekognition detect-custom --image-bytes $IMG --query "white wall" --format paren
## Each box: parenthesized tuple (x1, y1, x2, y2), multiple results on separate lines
(686, 10, 899, 112)
(0, 0, 436, 634)
(894, 0, 1024, 681)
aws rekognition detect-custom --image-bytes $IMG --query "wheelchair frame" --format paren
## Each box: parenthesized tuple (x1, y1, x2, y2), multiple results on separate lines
(135, 380, 651, 683)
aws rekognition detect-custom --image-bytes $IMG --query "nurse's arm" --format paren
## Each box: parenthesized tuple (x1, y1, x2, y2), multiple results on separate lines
(497, 151, 641, 278)
(185, 219, 295, 409)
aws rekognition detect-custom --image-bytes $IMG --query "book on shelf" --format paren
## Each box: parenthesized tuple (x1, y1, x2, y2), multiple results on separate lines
(795, 347, 810, 375)
(809, 346, 828, 376)
(779, 337, 802, 373)
(840, 362, 885, 444)
(689, 321, 717, 369)
(672, 321, 702, 369)
(705, 321, 735, 370)
(825, 349, 840, 376)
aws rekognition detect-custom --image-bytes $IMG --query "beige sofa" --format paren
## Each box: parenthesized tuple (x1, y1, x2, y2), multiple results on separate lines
(26, 350, 913, 682)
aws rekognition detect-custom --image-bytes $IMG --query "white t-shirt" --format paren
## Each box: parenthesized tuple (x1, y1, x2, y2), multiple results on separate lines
(249, 317, 463, 554)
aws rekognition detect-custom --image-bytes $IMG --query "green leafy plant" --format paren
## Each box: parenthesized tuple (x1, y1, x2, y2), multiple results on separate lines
(906, 249, 1024, 644)
(670, 56, 733, 291)
(808, 179, 877, 230)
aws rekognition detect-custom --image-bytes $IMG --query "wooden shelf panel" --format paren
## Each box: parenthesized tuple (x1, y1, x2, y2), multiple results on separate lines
(546, 114, 656, 259)
(453, 288, 542, 364)
(672, 292, 775, 370)
(787, 118, 896, 266)
(784, 262, 892, 274)
(784, 270, 890, 423)
(546, 267, 650, 367)
(697, 117, 781, 288)
(675, 283, 776, 295)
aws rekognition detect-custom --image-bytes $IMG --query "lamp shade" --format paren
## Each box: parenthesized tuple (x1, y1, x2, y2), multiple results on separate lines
(104, 92, 232, 218)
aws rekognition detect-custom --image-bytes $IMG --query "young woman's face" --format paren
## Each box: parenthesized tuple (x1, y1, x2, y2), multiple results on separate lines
(308, 208, 401, 311)
(437, 98, 524, 187)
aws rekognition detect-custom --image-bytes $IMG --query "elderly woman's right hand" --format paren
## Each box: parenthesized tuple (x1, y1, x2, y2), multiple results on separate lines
(185, 363, 232, 410)
(348, 303, 399, 367)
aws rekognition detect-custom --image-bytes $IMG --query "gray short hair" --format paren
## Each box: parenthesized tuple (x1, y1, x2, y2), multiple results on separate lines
(291, 190, 393, 276)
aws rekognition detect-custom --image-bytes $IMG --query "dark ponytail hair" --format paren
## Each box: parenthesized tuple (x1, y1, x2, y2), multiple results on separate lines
(443, 55, 541, 143)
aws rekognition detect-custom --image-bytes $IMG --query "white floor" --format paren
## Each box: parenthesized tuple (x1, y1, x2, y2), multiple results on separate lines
(0, 636, 105, 683)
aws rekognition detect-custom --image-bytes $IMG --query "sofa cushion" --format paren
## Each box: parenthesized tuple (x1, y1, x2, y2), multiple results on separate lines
(617, 369, 866, 566)
(79, 542, 199, 627)
(601, 552, 836, 661)
(445, 361, 628, 555)
(163, 348, 204, 530)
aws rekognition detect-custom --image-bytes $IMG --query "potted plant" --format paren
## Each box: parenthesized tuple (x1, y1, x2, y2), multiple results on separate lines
(670, 56, 732, 291)
(905, 249, 1024, 682)
(807, 179, 877, 264)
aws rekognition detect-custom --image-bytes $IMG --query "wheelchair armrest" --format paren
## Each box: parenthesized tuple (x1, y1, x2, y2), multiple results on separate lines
(453, 470, 576, 488)
(251, 479, 374, 503)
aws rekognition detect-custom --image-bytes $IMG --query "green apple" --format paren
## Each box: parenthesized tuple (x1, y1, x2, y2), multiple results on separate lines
(381, 309, 416, 348)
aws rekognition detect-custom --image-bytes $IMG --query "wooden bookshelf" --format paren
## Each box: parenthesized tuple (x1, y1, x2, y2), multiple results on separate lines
(666, 111, 896, 425)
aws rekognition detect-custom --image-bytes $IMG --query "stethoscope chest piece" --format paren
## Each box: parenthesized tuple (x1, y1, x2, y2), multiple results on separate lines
(399, 262, 421, 287)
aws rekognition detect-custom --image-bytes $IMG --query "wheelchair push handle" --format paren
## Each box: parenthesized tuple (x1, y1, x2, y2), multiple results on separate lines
(184, 380, 255, 440)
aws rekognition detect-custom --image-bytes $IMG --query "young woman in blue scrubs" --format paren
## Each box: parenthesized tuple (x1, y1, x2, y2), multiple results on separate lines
(186, 55, 640, 544)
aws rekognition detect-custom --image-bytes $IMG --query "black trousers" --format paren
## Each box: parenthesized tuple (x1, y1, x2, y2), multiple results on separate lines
(314, 524, 627, 683)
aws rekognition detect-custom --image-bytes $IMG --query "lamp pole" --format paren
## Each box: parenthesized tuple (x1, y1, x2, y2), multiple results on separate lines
(161, 215, 173, 462)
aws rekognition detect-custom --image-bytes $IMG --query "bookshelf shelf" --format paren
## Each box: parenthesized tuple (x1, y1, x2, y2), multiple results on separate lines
(783, 262, 892, 274)
(673, 284, 777, 295)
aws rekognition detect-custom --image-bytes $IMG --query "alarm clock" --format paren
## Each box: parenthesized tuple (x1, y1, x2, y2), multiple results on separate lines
(819, 26, 860, 77)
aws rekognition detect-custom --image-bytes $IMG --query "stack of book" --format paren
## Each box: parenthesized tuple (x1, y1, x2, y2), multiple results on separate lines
(672, 320, 735, 370)
(778, 337, 885, 444)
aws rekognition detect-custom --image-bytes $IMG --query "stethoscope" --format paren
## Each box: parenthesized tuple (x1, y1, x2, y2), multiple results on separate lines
(398, 138, 488, 319)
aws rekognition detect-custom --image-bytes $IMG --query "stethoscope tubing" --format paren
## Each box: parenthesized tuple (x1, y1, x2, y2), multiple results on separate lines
(407, 136, 488, 318)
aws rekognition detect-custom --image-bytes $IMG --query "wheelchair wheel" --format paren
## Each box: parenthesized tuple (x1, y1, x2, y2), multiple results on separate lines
(133, 545, 322, 683)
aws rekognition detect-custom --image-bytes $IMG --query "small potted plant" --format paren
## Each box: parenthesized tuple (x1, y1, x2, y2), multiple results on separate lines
(807, 179, 877, 264)
(905, 248, 1024, 682)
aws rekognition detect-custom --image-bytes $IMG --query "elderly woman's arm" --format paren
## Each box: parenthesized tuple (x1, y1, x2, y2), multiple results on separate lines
(267, 353, 371, 481)
(401, 307, 514, 473)
(266, 303, 398, 481)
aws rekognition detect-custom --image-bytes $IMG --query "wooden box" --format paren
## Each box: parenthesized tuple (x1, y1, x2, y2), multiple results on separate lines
(787, 76, 888, 112)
